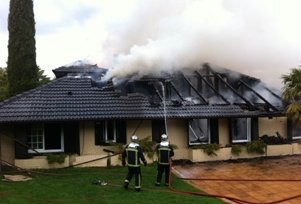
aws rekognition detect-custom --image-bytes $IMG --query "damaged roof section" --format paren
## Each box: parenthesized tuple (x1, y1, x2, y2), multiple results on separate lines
(0, 63, 284, 123)
(113, 63, 283, 112)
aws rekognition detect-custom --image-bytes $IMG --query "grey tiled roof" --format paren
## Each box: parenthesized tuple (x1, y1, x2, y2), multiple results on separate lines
(0, 76, 263, 123)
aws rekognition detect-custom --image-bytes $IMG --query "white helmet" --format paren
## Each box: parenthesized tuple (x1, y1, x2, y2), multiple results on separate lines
(131, 135, 138, 143)
(161, 134, 168, 142)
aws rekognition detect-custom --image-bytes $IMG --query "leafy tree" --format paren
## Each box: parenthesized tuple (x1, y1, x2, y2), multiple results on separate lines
(282, 67, 301, 122)
(0, 67, 50, 102)
(7, 0, 38, 96)
(0, 67, 9, 101)
(37, 67, 51, 86)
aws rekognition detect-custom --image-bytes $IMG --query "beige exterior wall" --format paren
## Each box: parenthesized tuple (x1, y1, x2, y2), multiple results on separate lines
(218, 118, 229, 146)
(258, 117, 287, 138)
(75, 119, 189, 166)
(61, 117, 301, 166)
(75, 120, 157, 167)
(0, 124, 15, 165)
(79, 121, 103, 155)
(167, 120, 188, 160)
(75, 121, 122, 167)
(126, 120, 152, 142)
(127, 119, 189, 160)
(13, 116, 299, 169)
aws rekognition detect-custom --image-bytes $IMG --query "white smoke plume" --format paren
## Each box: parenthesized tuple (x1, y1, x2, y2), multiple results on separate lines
(101, 0, 301, 88)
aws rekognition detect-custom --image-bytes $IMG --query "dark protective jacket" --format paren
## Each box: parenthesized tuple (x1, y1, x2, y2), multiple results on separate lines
(156, 143, 174, 165)
(122, 143, 146, 167)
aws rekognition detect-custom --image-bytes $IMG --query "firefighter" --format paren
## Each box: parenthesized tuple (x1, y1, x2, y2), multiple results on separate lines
(155, 134, 174, 186)
(122, 135, 147, 192)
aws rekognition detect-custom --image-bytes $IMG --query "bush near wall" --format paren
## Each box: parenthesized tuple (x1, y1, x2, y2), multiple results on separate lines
(46, 154, 67, 164)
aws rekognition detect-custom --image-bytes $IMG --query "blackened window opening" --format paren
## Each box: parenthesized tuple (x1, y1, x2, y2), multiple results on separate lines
(188, 119, 210, 145)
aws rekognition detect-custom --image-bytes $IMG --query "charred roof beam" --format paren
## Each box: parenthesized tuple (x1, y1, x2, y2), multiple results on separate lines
(167, 80, 185, 101)
(239, 80, 279, 111)
(211, 72, 257, 110)
(151, 83, 163, 101)
(181, 74, 208, 104)
(264, 87, 282, 100)
(195, 70, 230, 104)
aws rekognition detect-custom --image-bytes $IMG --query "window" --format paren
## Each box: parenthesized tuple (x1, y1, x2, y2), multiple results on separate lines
(292, 122, 301, 139)
(95, 120, 126, 145)
(189, 119, 210, 145)
(28, 124, 43, 150)
(231, 118, 251, 143)
(28, 123, 64, 153)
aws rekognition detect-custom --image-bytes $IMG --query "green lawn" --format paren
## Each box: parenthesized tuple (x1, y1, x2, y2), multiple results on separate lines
(0, 165, 225, 204)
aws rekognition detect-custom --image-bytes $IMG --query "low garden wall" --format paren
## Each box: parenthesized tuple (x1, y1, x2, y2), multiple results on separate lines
(15, 143, 301, 169)
(15, 155, 71, 169)
(190, 143, 301, 162)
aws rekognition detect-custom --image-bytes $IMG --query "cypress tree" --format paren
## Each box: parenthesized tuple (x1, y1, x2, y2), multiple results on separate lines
(7, 0, 38, 96)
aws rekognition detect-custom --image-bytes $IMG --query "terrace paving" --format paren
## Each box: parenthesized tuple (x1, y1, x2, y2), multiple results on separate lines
(173, 155, 301, 204)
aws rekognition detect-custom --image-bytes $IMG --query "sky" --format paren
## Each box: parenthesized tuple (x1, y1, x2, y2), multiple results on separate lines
(1, 0, 301, 89)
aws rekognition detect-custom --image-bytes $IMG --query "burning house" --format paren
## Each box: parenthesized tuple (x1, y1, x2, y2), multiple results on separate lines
(0, 63, 299, 169)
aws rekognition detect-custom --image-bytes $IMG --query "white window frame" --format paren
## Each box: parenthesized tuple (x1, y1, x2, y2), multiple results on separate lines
(293, 135, 301, 140)
(28, 123, 64, 153)
(232, 118, 251, 143)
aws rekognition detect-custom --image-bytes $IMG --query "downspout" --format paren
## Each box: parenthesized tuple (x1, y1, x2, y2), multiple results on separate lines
(80, 122, 85, 155)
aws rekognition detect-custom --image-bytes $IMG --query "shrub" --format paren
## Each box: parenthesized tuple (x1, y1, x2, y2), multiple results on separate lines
(192, 144, 220, 156)
(231, 144, 243, 156)
(246, 140, 267, 154)
(139, 136, 157, 158)
(46, 154, 67, 164)
(260, 132, 289, 145)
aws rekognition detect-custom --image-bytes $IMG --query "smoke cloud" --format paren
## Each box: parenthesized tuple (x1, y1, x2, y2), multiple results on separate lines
(102, 0, 301, 88)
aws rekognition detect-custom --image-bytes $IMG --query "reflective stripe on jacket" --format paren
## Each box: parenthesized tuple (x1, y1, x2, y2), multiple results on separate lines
(158, 147, 171, 165)
(126, 147, 140, 167)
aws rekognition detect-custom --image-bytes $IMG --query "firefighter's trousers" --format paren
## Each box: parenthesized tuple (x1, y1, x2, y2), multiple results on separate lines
(124, 166, 142, 190)
(156, 164, 170, 185)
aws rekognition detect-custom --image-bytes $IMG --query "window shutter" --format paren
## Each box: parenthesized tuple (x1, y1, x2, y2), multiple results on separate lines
(251, 118, 259, 141)
(228, 119, 233, 144)
(287, 119, 293, 142)
(116, 120, 126, 144)
(210, 119, 219, 144)
(64, 122, 80, 154)
(152, 120, 165, 142)
(15, 124, 30, 159)
(95, 121, 105, 145)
